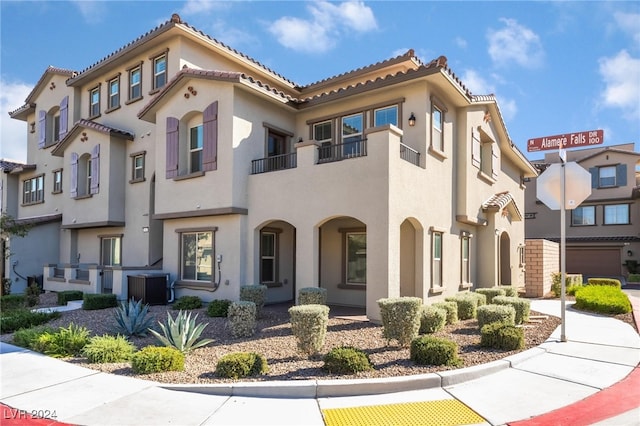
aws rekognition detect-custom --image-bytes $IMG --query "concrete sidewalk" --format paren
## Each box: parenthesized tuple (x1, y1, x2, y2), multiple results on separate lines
(1, 298, 639, 426)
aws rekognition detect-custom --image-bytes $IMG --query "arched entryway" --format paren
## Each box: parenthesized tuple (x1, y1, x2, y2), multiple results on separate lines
(400, 218, 424, 298)
(256, 220, 296, 304)
(499, 232, 511, 285)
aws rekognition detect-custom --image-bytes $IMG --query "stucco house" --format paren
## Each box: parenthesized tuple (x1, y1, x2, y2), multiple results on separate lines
(525, 143, 640, 280)
(6, 14, 536, 321)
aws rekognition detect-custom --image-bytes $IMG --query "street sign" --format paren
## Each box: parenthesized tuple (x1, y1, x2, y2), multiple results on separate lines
(527, 129, 603, 152)
(536, 162, 592, 210)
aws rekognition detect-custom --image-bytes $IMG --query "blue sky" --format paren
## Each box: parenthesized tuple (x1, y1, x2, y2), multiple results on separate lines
(1, 1, 639, 163)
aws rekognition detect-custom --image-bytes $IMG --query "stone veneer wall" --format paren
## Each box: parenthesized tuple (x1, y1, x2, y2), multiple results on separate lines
(525, 239, 559, 297)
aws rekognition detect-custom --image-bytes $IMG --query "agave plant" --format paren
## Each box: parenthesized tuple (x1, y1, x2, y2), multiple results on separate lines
(149, 310, 214, 353)
(113, 298, 154, 337)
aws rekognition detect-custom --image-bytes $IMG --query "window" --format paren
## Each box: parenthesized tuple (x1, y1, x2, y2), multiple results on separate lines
(89, 86, 100, 117)
(604, 204, 630, 225)
(345, 232, 366, 285)
(101, 236, 121, 266)
(342, 113, 363, 157)
(314, 120, 333, 160)
(23, 175, 44, 205)
(153, 54, 167, 90)
(260, 231, 277, 284)
(181, 231, 213, 282)
(53, 113, 60, 143)
(572, 206, 595, 226)
(432, 231, 443, 287)
(71, 146, 99, 198)
(518, 244, 526, 267)
(461, 235, 470, 284)
(108, 76, 120, 110)
(131, 152, 145, 182)
(374, 105, 398, 127)
(598, 166, 616, 187)
(128, 65, 142, 101)
(432, 105, 443, 151)
(52, 169, 62, 194)
(189, 124, 203, 173)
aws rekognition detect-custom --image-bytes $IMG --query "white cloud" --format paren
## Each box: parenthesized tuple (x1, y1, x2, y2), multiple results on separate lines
(180, 0, 230, 17)
(0, 79, 31, 162)
(454, 37, 468, 50)
(487, 18, 544, 69)
(613, 11, 640, 45)
(269, 1, 377, 53)
(71, 0, 108, 25)
(462, 69, 517, 121)
(598, 50, 640, 121)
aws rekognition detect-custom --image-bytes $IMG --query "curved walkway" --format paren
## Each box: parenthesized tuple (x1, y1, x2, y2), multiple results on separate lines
(1, 298, 639, 426)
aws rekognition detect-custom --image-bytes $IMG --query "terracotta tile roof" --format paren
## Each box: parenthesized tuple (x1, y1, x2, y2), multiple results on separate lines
(0, 160, 24, 171)
(8, 164, 37, 175)
(13, 213, 62, 227)
(51, 119, 134, 157)
(482, 191, 523, 220)
(8, 66, 76, 118)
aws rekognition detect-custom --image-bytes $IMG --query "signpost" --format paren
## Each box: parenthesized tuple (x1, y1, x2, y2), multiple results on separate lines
(529, 129, 603, 342)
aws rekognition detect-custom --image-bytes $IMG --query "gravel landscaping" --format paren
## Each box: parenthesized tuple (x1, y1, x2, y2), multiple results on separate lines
(3, 291, 636, 384)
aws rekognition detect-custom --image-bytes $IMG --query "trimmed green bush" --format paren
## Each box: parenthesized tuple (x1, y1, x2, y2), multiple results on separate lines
(172, 295, 202, 310)
(551, 273, 583, 297)
(445, 294, 478, 320)
(289, 304, 330, 355)
(240, 285, 267, 318)
(492, 296, 531, 325)
(298, 287, 327, 305)
(476, 304, 516, 329)
(574, 285, 631, 315)
(12, 325, 55, 349)
(419, 305, 446, 334)
(25, 283, 40, 307)
(149, 310, 214, 353)
(82, 293, 118, 310)
(377, 297, 422, 347)
(323, 346, 373, 374)
(57, 290, 84, 306)
(628, 273, 640, 282)
(207, 299, 232, 317)
(0, 309, 60, 334)
(228, 301, 257, 338)
(410, 336, 461, 367)
(82, 335, 136, 363)
(468, 292, 487, 307)
(474, 288, 506, 304)
(480, 323, 524, 350)
(432, 301, 458, 325)
(215, 352, 269, 379)
(32, 323, 90, 357)
(499, 286, 518, 297)
(131, 346, 184, 374)
(1, 294, 25, 311)
(586, 278, 622, 289)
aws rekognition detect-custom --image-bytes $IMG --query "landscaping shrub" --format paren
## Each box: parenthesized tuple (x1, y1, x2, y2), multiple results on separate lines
(32, 323, 90, 357)
(149, 310, 214, 353)
(323, 346, 373, 374)
(419, 305, 446, 334)
(0, 309, 60, 334)
(1, 294, 25, 311)
(445, 294, 478, 320)
(82, 335, 136, 363)
(574, 285, 631, 315)
(289, 304, 330, 355)
(551, 273, 583, 297)
(207, 299, 232, 317)
(480, 322, 524, 350)
(12, 325, 54, 349)
(476, 304, 516, 329)
(628, 273, 640, 282)
(432, 301, 458, 325)
(82, 294, 117, 310)
(113, 298, 153, 337)
(172, 295, 202, 310)
(240, 285, 267, 318)
(215, 352, 268, 379)
(298, 287, 327, 305)
(410, 336, 461, 367)
(468, 292, 487, 307)
(377, 297, 422, 347)
(227, 301, 257, 338)
(586, 278, 622, 289)
(57, 290, 84, 306)
(474, 288, 505, 304)
(25, 283, 40, 307)
(131, 346, 184, 374)
(492, 296, 531, 325)
(499, 286, 518, 297)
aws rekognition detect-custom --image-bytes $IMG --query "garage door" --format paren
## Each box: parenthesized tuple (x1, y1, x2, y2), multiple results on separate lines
(566, 248, 621, 277)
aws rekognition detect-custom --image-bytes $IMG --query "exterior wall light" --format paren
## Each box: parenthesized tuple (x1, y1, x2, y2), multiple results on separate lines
(408, 113, 416, 127)
(628, 250, 633, 257)
(142, 226, 149, 233)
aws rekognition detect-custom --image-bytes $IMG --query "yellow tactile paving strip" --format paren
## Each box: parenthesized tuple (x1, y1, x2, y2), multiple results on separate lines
(322, 399, 486, 426)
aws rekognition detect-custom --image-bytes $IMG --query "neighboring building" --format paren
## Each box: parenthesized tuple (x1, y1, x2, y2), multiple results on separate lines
(1, 159, 24, 292)
(7, 14, 536, 321)
(525, 143, 640, 279)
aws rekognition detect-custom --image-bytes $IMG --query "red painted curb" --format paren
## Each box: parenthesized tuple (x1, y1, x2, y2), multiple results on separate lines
(0, 403, 73, 426)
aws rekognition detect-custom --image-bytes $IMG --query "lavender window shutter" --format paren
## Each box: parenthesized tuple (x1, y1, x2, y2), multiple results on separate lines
(90, 144, 100, 194)
(38, 110, 46, 148)
(70, 153, 78, 198)
(59, 96, 69, 140)
(202, 101, 218, 171)
(166, 117, 179, 178)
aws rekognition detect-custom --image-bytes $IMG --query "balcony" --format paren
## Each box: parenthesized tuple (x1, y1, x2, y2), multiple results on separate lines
(400, 143, 421, 167)
(251, 152, 297, 174)
(317, 138, 368, 164)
